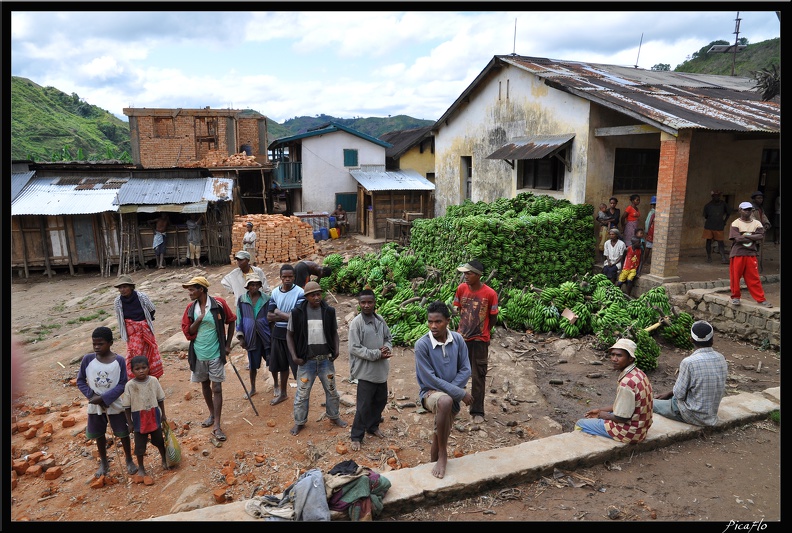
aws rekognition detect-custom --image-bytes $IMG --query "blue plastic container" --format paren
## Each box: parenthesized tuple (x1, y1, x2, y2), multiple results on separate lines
(320, 227, 330, 241)
(328, 216, 337, 228)
(313, 230, 322, 242)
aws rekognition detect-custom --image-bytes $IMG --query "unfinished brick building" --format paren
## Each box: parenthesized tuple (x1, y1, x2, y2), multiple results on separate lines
(123, 107, 269, 167)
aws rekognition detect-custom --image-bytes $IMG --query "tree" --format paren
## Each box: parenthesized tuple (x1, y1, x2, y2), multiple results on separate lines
(752, 64, 780, 101)
(651, 63, 671, 71)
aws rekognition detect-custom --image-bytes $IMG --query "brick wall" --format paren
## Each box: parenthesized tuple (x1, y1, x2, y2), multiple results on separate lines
(134, 113, 235, 167)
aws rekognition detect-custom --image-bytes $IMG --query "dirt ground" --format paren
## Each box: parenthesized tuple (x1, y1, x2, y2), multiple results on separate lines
(8, 237, 781, 522)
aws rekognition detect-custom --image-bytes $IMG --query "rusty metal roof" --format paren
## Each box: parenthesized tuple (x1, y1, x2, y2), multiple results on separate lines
(350, 168, 435, 192)
(114, 177, 233, 205)
(486, 133, 575, 160)
(11, 176, 123, 215)
(379, 126, 433, 159)
(436, 55, 779, 135)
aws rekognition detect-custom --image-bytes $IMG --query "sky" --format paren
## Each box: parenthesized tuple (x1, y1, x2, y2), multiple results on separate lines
(8, 8, 782, 124)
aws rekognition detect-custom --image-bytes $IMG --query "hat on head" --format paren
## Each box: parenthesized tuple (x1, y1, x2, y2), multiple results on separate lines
(690, 320, 714, 342)
(235, 250, 251, 260)
(113, 274, 135, 287)
(650, 196, 657, 204)
(739, 201, 754, 210)
(244, 274, 262, 288)
(609, 338, 637, 359)
(246, 221, 253, 227)
(751, 191, 764, 199)
(711, 190, 722, 196)
(457, 260, 484, 275)
(303, 281, 322, 295)
(182, 276, 210, 289)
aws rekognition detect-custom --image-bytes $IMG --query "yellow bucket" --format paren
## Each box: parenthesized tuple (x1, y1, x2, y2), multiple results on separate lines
(329, 227, 339, 239)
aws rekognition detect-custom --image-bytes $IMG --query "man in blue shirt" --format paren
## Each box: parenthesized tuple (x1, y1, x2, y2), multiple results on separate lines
(414, 301, 472, 479)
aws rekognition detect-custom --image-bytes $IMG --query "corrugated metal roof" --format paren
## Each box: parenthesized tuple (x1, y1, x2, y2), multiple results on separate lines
(379, 126, 433, 159)
(11, 176, 121, 215)
(11, 171, 35, 203)
(269, 122, 392, 149)
(114, 177, 233, 205)
(350, 169, 435, 192)
(436, 55, 780, 136)
(486, 133, 575, 160)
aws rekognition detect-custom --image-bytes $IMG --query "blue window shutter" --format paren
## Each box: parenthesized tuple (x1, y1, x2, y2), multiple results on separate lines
(344, 149, 358, 167)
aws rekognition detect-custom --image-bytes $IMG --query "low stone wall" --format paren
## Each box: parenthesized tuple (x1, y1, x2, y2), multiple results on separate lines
(636, 274, 780, 349)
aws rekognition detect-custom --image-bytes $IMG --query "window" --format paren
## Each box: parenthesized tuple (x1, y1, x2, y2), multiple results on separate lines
(613, 148, 659, 192)
(343, 149, 358, 167)
(517, 152, 566, 191)
(461, 156, 472, 200)
(426, 172, 435, 183)
(153, 117, 174, 138)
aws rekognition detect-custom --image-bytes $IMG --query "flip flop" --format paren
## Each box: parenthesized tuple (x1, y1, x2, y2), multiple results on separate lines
(200, 417, 214, 428)
(212, 428, 227, 442)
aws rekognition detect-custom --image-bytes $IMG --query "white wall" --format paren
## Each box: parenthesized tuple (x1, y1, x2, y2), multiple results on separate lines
(301, 131, 386, 213)
(434, 64, 592, 216)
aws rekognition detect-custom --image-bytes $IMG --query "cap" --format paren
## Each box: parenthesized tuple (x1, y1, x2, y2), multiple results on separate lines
(244, 274, 262, 288)
(650, 196, 657, 204)
(303, 281, 322, 295)
(246, 221, 253, 227)
(710, 190, 722, 196)
(690, 320, 714, 342)
(457, 260, 484, 275)
(608, 338, 636, 359)
(235, 250, 251, 260)
(739, 201, 754, 210)
(113, 274, 135, 287)
(182, 276, 210, 289)
(751, 191, 764, 199)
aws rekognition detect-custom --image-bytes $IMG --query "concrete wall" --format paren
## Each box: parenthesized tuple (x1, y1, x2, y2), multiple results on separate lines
(301, 132, 386, 213)
(398, 143, 435, 179)
(434, 66, 592, 216)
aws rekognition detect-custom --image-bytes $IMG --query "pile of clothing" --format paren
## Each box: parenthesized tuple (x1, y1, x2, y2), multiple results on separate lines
(245, 460, 391, 521)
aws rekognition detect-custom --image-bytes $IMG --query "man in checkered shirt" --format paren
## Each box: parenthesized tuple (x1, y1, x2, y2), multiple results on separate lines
(652, 321, 727, 426)
(574, 338, 653, 444)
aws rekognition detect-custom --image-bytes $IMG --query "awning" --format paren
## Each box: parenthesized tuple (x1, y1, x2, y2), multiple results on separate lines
(118, 202, 208, 214)
(486, 133, 575, 160)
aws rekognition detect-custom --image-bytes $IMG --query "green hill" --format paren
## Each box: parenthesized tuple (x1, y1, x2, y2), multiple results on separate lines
(674, 37, 780, 77)
(273, 113, 434, 140)
(11, 76, 132, 162)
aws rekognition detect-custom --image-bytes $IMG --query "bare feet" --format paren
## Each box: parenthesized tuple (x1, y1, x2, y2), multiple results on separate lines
(244, 390, 257, 400)
(290, 424, 304, 436)
(472, 415, 485, 424)
(271, 394, 287, 406)
(432, 456, 448, 479)
(95, 460, 110, 478)
(126, 459, 138, 475)
(369, 429, 385, 438)
(350, 440, 361, 451)
(161, 460, 169, 471)
(331, 418, 348, 428)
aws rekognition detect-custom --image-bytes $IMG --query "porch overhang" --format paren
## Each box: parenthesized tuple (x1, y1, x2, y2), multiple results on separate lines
(486, 133, 575, 171)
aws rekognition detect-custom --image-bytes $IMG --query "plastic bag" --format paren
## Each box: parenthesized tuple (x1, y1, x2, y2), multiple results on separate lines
(598, 226, 609, 252)
(162, 420, 181, 467)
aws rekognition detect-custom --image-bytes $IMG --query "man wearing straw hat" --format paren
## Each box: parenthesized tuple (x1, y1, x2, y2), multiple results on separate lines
(181, 276, 236, 442)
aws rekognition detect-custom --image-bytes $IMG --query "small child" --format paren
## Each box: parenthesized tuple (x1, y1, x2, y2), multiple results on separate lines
(122, 355, 169, 480)
(634, 228, 647, 275)
(617, 237, 643, 296)
(76, 326, 137, 478)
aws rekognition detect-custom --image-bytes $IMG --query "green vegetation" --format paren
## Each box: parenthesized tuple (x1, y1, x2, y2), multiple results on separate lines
(11, 76, 132, 162)
(20, 322, 63, 344)
(768, 409, 780, 425)
(273, 113, 434, 140)
(65, 309, 108, 325)
(674, 37, 779, 78)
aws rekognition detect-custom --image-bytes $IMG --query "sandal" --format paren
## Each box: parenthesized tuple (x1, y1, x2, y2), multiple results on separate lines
(212, 428, 227, 441)
(200, 416, 215, 428)
(759, 300, 773, 308)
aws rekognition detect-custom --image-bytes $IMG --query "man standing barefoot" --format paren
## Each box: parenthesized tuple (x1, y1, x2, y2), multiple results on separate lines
(414, 301, 472, 478)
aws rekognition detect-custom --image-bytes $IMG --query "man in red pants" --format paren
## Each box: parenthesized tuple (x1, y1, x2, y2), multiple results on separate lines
(728, 202, 772, 308)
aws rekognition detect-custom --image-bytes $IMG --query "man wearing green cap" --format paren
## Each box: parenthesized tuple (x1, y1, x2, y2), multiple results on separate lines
(181, 276, 236, 442)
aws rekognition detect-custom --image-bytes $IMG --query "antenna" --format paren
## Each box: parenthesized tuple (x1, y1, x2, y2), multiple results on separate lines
(512, 18, 517, 55)
(634, 33, 643, 68)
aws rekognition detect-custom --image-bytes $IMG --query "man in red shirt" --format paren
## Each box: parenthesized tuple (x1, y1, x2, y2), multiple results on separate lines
(453, 260, 499, 425)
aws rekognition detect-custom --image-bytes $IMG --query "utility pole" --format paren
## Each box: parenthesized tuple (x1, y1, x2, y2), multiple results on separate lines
(731, 12, 742, 76)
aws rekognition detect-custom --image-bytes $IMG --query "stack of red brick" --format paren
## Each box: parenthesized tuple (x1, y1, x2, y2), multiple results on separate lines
(230, 215, 317, 264)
